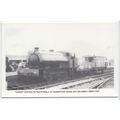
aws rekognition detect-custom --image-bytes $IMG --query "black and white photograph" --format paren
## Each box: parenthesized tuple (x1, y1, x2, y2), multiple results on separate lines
(1, 1, 120, 120)
(1, 22, 119, 97)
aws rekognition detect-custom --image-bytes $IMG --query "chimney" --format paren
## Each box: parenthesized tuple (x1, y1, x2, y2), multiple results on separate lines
(34, 47, 39, 53)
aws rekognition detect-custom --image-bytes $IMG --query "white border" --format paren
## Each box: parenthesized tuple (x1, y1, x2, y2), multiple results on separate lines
(1, 22, 119, 98)
(0, 23, 2, 97)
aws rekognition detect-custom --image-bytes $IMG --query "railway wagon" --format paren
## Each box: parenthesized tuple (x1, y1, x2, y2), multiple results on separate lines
(77, 56, 107, 73)
(17, 48, 77, 81)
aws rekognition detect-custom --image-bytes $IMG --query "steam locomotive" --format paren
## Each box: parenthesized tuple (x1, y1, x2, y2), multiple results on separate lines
(17, 48, 78, 81)
(17, 47, 107, 81)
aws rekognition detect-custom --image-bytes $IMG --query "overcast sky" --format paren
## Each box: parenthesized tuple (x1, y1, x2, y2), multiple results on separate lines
(3, 23, 119, 59)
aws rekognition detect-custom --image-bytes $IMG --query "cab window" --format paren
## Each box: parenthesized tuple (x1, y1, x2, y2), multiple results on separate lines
(85, 57, 94, 62)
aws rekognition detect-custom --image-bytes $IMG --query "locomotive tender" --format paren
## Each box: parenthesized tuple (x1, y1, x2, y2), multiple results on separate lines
(17, 47, 107, 81)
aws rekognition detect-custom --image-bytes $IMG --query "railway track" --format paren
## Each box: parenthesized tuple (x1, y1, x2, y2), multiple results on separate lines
(7, 69, 114, 90)
(41, 74, 113, 89)
(64, 76, 113, 89)
(33, 70, 113, 89)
